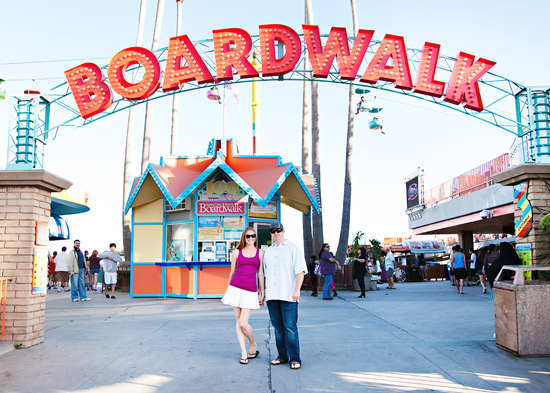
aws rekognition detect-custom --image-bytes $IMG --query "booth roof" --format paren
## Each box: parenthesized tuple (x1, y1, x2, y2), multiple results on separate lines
(125, 139, 320, 215)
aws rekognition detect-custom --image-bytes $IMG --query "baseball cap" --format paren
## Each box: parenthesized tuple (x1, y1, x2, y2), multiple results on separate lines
(269, 221, 284, 230)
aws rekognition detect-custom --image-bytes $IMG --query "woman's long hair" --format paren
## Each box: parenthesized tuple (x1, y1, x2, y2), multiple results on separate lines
(236, 227, 257, 250)
(89, 250, 99, 261)
(318, 243, 329, 260)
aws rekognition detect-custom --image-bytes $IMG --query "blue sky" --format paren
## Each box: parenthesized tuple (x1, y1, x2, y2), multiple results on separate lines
(1, 0, 548, 254)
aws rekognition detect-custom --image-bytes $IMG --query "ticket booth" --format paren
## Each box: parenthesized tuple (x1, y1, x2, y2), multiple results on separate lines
(125, 139, 319, 299)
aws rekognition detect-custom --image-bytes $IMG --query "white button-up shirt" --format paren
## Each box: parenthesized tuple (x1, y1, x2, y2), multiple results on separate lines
(263, 240, 307, 302)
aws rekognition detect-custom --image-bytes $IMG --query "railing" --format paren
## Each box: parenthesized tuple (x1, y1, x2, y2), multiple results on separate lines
(1, 278, 13, 338)
(424, 154, 511, 207)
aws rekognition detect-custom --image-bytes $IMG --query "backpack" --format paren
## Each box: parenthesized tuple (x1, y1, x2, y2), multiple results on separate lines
(314, 262, 322, 277)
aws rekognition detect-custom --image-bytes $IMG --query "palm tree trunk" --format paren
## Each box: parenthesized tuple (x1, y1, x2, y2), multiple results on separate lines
(170, 0, 184, 156)
(302, 0, 313, 260)
(335, 0, 359, 264)
(141, 0, 166, 173)
(305, 0, 324, 256)
(122, 0, 148, 262)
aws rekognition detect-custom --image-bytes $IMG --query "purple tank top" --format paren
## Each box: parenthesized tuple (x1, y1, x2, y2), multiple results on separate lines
(229, 249, 260, 292)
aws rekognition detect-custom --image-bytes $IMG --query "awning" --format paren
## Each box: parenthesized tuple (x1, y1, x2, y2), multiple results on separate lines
(49, 214, 70, 240)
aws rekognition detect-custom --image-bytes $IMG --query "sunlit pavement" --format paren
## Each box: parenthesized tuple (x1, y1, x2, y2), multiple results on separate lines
(1, 281, 549, 392)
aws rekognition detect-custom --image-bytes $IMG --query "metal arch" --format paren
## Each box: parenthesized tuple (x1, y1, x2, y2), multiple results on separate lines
(37, 34, 533, 141)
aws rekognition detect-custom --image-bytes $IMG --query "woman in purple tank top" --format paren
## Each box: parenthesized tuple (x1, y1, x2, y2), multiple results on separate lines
(221, 227, 265, 365)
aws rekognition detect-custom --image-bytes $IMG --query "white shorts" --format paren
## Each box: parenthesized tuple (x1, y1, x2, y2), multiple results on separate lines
(104, 272, 117, 285)
(221, 285, 259, 310)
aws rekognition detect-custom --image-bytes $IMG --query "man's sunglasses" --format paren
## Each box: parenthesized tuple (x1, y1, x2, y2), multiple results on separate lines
(245, 234, 256, 239)
(270, 228, 283, 234)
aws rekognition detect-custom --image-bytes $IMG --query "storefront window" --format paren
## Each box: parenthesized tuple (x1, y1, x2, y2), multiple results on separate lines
(166, 222, 194, 262)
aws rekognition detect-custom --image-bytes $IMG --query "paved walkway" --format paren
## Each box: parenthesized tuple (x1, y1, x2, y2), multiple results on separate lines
(1, 281, 549, 392)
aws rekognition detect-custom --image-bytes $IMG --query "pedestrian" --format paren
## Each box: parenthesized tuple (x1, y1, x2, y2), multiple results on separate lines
(352, 247, 367, 298)
(88, 250, 101, 291)
(468, 248, 478, 286)
(263, 221, 306, 370)
(307, 256, 318, 297)
(329, 251, 340, 297)
(476, 247, 488, 294)
(319, 244, 338, 300)
(418, 254, 428, 281)
(67, 240, 90, 302)
(451, 246, 467, 294)
(221, 227, 265, 365)
(47, 251, 56, 290)
(483, 244, 500, 294)
(98, 243, 123, 299)
(384, 247, 396, 289)
(486, 242, 517, 288)
(54, 247, 70, 293)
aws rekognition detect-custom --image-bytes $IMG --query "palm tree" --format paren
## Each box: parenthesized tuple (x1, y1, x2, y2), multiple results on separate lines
(122, 0, 148, 262)
(170, 0, 184, 156)
(306, 0, 324, 255)
(335, 0, 359, 264)
(302, 0, 313, 259)
(141, 0, 166, 173)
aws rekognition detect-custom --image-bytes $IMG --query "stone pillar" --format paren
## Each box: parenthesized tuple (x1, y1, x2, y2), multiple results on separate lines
(0, 171, 71, 348)
(459, 230, 474, 253)
(492, 164, 550, 266)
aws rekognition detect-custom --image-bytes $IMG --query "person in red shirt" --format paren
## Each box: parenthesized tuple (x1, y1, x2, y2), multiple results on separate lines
(48, 251, 57, 290)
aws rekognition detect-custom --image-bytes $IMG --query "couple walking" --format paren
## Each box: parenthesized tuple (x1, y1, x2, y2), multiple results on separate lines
(221, 221, 305, 370)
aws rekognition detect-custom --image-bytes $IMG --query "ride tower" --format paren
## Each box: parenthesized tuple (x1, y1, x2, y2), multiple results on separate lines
(6, 92, 51, 169)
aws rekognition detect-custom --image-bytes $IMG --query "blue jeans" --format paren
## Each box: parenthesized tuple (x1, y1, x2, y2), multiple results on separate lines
(323, 274, 333, 299)
(267, 300, 301, 364)
(70, 271, 87, 300)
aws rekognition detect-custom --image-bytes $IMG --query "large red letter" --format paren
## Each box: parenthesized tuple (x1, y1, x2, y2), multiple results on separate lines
(163, 35, 214, 91)
(107, 47, 161, 100)
(302, 25, 373, 80)
(259, 24, 301, 77)
(444, 52, 495, 112)
(413, 42, 446, 98)
(213, 28, 258, 81)
(64, 63, 112, 119)
(360, 34, 413, 90)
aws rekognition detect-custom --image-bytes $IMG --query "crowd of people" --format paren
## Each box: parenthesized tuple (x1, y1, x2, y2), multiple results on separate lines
(448, 242, 520, 295)
(47, 240, 123, 302)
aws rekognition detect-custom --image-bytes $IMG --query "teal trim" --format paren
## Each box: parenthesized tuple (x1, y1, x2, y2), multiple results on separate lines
(161, 266, 166, 297)
(133, 222, 163, 226)
(193, 267, 199, 300)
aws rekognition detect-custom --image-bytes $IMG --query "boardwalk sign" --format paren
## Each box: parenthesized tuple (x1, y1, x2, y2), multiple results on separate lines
(64, 24, 496, 119)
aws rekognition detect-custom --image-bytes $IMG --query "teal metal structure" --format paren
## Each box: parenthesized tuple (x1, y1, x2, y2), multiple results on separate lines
(6, 35, 550, 168)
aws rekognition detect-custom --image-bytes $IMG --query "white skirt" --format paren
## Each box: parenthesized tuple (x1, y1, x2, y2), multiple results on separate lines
(221, 285, 260, 310)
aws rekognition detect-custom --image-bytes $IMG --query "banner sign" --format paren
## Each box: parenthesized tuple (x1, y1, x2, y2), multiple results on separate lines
(249, 200, 278, 219)
(405, 176, 420, 210)
(514, 181, 532, 238)
(391, 240, 445, 254)
(197, 201, 245, 215)
(65, 24, 495, 119)
(516, 243, 532, 281)
(32, 248, 48, 294)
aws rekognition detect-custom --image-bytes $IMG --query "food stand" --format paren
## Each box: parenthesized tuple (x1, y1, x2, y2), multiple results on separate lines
(389, 240, 447, 281)
(125, 139, 319, 299)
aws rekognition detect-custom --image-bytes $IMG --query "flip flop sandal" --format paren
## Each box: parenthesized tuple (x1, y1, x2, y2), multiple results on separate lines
(290, 361, 302, 370)
(248, 350, 259, 359)
(239, 358, 249, 365)
(270, 358, 288, 365)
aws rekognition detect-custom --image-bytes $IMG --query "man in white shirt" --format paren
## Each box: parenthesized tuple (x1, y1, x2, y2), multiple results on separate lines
(263, 221, 307, 370)
(54, 247, 70, 293)
(384, 247, 396, 289)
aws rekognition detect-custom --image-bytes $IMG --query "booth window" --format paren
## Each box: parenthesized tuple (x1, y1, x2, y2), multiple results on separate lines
(166, 222, 194, 262)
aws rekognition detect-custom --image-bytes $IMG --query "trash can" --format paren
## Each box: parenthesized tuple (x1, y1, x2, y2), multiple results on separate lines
(493, 265, 550, 357)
